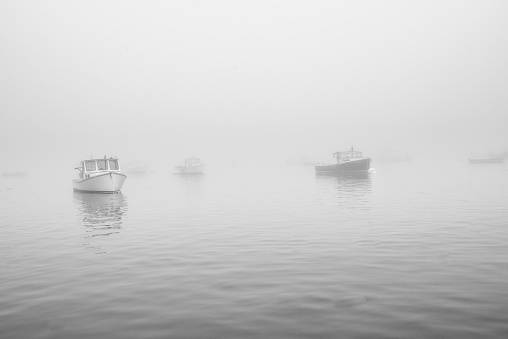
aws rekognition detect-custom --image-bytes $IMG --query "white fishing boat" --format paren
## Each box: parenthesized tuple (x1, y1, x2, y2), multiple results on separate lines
(73, 157, 127, 193)
(174, 158, 205, 174)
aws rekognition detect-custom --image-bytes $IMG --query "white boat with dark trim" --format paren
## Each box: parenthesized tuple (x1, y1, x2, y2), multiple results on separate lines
(315, 147, 371, 173)
(174, 158, 205, 174)
(73, 157, 127, 193)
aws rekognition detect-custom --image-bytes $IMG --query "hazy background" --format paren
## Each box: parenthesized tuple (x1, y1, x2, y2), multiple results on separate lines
(1, 0, 507, 172)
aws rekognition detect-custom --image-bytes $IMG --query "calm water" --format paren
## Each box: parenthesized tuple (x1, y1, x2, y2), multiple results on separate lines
(1, 160, 508, 338)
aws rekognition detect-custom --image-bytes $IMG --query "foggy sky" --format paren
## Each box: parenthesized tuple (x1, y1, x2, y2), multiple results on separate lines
(1, 1, 507, 171)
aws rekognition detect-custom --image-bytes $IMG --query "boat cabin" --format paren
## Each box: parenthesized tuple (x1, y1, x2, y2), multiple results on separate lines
(333, 149, 363, 162)
(185, 158, 201, 166)
(76, 157, 121, 179)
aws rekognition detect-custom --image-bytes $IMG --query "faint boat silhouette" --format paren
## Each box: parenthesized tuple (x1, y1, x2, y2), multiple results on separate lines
(468, 158, 504, 164)
(123, 161, 148, 173)
(174, 158, 205, 174)
(2, 171, 27, 176)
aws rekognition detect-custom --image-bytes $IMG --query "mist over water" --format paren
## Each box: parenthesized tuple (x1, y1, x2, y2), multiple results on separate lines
(1, 1, 508, 173)
(1, 1, 508, 338)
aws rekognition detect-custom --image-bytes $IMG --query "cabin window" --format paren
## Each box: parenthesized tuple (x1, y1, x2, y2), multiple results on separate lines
(97, 160, 107, 170)
(108, 160, 119, 170)
(85, 161, 96, 171)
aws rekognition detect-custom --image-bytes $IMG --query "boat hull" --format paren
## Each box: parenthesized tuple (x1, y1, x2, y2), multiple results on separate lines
(174, 164, 205, 174)
(315, 158, 371, 173)
(72, 172, 127, 193)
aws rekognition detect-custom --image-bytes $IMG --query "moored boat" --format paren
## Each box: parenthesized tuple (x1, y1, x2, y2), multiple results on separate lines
(2, 171, 27, 177)
(174, 158, 205, 174)
(315, 147, 371, 173)
(468, 158, 505, 164)
(73, 156, 127, 193)
(123, 161, 148, 173)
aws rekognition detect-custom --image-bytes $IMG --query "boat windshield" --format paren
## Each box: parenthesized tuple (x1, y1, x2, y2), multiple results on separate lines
(97, 159, 107, 170)
(85, 161, 96, 172)
(108, 160, 119, 170)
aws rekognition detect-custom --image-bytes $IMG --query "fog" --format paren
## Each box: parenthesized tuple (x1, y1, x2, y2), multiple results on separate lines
(1, 1, 507, 172)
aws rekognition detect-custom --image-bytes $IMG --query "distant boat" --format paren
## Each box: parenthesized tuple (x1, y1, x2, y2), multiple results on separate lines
(174, 158, 205, 174)
(2, 171, 27, 177)
(468, 158, 505, 164)
(123, 161, 148, 173)
(315, 147, 371, 173)
(73, 156, 127, 193)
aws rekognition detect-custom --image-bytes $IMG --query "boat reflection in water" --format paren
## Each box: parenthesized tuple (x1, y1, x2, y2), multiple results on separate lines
(73, 191, 128, 241)
(174, 169, 206, 197)
(315, 172, 372, 210)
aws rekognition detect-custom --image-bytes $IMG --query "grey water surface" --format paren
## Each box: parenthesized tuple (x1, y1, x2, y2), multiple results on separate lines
(1, 160, 508, 338)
